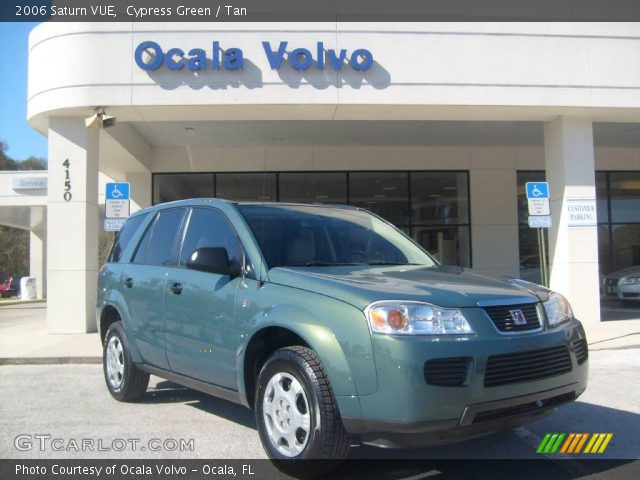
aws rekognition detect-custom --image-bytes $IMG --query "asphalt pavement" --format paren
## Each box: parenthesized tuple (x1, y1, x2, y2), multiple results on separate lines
(1, 302, 639, 479)
(1, 348, 638, 466)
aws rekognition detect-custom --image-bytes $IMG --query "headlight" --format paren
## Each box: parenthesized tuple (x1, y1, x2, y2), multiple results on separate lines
(543, 292, 573, 326)
(365, 301, 474, 335)
(620, 277, 640, 285)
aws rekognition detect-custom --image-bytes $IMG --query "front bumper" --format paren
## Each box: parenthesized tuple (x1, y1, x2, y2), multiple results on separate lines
(342, 316, 588, 447)
(344, 383, 581, 448)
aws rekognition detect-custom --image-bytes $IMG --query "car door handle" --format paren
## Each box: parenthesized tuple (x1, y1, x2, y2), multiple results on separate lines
(170, 282, 183, 295)
(124, 277, 134, 288)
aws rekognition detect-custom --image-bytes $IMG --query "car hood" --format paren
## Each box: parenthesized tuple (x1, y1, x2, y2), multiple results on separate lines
(606, 265, 640, 280)
(267, 264, 540, 310)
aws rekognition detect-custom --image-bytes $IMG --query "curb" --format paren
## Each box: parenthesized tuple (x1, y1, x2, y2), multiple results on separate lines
(0, 299, 46, 307)
(0, 357, 101, 365)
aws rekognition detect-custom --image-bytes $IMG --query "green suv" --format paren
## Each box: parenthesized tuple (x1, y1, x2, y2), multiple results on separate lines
(98, 199, 588, 462)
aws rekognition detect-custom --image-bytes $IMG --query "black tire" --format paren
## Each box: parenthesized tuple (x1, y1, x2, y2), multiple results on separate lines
(255, 346, 350, 476)
(103, 321, 149, 402)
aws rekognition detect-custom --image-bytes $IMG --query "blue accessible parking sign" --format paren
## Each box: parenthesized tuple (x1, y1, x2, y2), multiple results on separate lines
(525, 182, 550, 216)
(526, 182, 549, 199)
(105, 182, 131, 225)
(106, 182, 130, 200)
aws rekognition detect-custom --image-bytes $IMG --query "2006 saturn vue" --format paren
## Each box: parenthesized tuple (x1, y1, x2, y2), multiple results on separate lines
(97, 199, 588, 466)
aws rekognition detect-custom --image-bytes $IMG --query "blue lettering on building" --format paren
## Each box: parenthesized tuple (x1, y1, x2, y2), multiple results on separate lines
(134, 41, 244, 71)
(261, 41, 373, 71)
(135, 41, 373, 72)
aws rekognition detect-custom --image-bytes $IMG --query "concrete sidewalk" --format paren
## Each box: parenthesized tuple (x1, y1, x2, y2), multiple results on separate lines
(0, 303, 100, 363)
(0, 302, 639, 363)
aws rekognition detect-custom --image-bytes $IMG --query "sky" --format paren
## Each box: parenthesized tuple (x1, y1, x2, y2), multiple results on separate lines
(0, 22, 48, 161)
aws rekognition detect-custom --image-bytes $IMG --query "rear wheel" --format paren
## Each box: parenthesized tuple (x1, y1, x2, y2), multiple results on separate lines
(255, 346, 350, 476)
(103, 321, 149, 402)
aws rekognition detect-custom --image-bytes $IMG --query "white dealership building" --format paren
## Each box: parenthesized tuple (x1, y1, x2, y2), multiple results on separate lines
(1, 22, 640, 332)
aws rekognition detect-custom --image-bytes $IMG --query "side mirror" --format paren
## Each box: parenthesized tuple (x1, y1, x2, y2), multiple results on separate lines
(186, 247, 242, 277)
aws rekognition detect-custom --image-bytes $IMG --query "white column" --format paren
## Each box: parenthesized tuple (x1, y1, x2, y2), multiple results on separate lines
(544, 116, 600, 324)
(126, 171, 152, 212)
(47, 117, 99, 333)
(29, 230, 46, 299)
(470, 169, 520, 278)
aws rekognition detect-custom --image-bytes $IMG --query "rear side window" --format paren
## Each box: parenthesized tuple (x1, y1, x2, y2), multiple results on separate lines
(108, 214, 146, 263)
(133, 208, 186, 266)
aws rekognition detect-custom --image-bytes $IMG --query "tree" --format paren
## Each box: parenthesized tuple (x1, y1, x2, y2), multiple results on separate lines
(0, 140, 47, 170)
(19, 156, 47, 170)
(0, 141, 18, 170)
(0, 226, 29, 282)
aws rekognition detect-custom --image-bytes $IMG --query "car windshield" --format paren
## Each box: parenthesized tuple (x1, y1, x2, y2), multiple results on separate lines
(237, 204, 437, 268)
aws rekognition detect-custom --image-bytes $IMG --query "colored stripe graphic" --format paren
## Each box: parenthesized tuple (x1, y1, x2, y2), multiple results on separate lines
(537, 433, 552, 453)
(584, 434, 598, 453)
(550, 433, 565, 453)
(559, 433, 575, 453)
(584, 433, 614, 453)
(575, 433, 589, 453)
(544, 433, 559, 453)
(587, 434, 603, 453)
(540, 433, 613, 454)
(588, 434, 607, 453)
(598, 434, 613, 453)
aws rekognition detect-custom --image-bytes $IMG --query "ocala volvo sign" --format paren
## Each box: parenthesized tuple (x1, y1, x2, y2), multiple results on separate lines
(134, 41, 374, 72)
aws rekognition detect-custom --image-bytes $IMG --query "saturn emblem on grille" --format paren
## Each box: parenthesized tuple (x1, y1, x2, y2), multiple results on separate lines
(509, 309, 527, 325)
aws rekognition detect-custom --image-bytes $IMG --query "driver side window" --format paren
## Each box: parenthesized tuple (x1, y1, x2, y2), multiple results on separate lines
(179, 207, 247, 271)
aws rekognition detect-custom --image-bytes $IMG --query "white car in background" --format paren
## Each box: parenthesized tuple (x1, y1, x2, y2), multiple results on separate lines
(602, 265, 640, 302)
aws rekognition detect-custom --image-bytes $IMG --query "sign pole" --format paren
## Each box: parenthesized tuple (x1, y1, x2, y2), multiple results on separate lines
(526, 182, 551, 287)
(537, 228, 549, 288)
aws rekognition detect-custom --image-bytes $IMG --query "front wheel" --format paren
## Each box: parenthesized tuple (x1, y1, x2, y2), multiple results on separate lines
(103, 321, 149, 402)
(255, 346, 351, 472)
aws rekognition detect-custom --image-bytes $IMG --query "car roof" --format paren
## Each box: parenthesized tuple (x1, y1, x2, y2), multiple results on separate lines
(128, 198, 362, 218)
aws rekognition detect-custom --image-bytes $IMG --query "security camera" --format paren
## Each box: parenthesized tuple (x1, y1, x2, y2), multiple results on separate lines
(85, 108, 116, 129)
(85, 113, 100, 128)
(101, 115, 116, 128)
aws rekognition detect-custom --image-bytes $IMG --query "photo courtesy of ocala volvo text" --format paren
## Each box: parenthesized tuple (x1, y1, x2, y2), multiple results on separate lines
(97, 199, 588, 473)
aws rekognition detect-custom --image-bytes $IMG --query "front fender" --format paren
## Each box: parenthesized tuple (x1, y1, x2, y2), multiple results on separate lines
(236, 284, 378, 404)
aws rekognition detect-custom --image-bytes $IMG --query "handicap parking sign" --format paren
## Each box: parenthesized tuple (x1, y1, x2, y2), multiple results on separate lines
(105, 182, 131, 221)
(106, 182, 130, 200)
(525, 182, 550, 217)
(526, 182, 549, 199)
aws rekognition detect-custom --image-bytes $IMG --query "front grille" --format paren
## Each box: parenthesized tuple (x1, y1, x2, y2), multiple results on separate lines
(484, 344, 572, 387)
(482, 303, 541, 333)
(424, 357, 473, 387)
(572, 338, 588, 365)
(472, 392, 575, 424)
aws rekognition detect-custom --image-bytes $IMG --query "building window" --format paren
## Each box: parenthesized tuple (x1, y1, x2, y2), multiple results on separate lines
(153, 174, 213, 204)
(517, 171, 640, 280)
(349, 172, 409, 226)
(216, 173, 277, 202)
(609, 172, 640, 224)
(410, 172, 470, 267)
(152, 171, 471, 268)
(279, 172, 347, 204)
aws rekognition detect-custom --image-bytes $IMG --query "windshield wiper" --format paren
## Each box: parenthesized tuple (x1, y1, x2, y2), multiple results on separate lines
(365, 262, 423, 266)
(286, 261, 361, 267)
